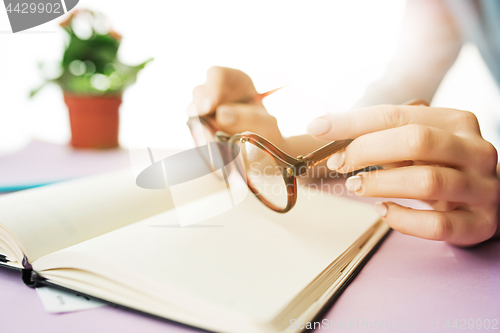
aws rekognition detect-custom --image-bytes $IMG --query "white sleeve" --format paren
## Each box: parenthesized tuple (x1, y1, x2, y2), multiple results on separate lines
(351, 0, 463, 109)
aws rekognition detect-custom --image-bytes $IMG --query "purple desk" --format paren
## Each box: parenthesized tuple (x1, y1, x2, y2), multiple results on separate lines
(1, 142, 499, 333)
(323, 232, 500, 332)
(0, 141, 131, 192)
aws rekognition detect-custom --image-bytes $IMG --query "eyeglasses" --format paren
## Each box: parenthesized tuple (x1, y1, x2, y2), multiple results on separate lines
(187, 90, 432, 213)
(187, 112, 351, 213)
(187, 97, 431, 213)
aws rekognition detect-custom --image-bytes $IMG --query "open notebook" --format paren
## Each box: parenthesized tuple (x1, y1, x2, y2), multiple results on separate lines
(0, 168, 389, 333)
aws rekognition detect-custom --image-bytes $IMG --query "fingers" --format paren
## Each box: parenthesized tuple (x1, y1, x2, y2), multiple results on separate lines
(215, 103, 266, 133)
(328, 124, 494, 173)
(375, 201, 497, 246)
(214, 103, 284, 143)
(309, 103, 499, 246)
(346, 166, 498, 206)
(403, 99, 430, 106)
(192, 84, 213, 116)
(379, 161, 415, 169)
(192, 66, 258, 116)
(306, 104, 481, 140)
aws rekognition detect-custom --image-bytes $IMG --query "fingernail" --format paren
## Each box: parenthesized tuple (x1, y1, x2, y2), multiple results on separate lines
(374, 201, 388, 218)
(345, 175, 362, 192)
(201, 97, 213, 114)
(306, 119, 330, 136)
(217, 106, 236, 125)
(327, 150, 345, 170)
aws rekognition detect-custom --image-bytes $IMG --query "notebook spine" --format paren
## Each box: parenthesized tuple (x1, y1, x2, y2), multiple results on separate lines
(21, 255, 44, 288)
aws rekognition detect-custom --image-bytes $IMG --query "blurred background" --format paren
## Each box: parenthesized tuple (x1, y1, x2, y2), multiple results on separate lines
(1, 0, 500, 154)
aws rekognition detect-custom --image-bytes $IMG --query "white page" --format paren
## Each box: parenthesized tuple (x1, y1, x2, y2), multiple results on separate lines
(0, 168, 172, 262)
(34, 188, 380, 325)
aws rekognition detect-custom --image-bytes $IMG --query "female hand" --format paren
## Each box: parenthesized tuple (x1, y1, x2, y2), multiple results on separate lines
(306, 104, 500, 246)
(190, 66, 285, 145)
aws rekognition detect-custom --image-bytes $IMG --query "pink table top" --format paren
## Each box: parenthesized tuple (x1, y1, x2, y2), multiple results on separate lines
(1, 142, 499, 333)
(0, 141, 131, 192)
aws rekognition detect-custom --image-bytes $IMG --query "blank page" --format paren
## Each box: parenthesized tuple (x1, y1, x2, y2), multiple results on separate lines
(34, 188, 380, 326)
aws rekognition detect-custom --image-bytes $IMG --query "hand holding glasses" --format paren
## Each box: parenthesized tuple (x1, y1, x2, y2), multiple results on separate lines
(187, 91, 428, 213)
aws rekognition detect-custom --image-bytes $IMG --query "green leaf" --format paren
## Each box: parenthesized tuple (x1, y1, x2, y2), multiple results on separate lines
(31, 10, 152, 97)
(29, 82, 47, 98)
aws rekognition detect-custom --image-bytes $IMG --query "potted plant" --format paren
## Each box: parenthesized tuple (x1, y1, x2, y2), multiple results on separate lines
(31, 9, 152, 149)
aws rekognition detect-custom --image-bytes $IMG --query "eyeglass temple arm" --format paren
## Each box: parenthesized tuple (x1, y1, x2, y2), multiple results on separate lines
(303, 139, 353, 168)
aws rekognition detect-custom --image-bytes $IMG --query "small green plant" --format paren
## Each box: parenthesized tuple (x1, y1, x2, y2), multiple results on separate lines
(31, 9, 152, 97)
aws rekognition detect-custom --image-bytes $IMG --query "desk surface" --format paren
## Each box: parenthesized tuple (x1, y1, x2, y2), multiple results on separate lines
(1, 142, 499, 333)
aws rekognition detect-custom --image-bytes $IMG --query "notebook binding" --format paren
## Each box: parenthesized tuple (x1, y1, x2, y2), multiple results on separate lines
(21, 255, 44, 288)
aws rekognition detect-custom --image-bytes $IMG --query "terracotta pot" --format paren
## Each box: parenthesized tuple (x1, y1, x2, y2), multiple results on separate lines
(63, 93, 122, 149)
